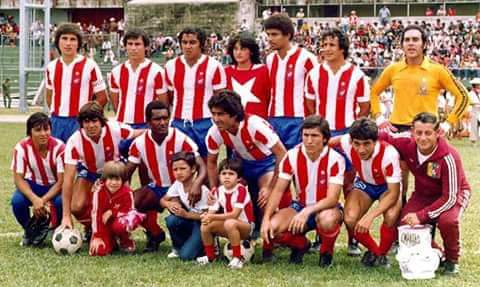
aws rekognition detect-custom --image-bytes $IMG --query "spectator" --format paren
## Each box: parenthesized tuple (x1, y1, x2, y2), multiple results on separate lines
(296, 8, 305, 32)
(425, 7, 434, 17)
(2, 78, 11, 109)
(378, 5, 391, 27)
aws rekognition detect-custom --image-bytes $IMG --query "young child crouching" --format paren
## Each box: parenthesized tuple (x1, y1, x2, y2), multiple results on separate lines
(160, 151, 210, 260)
(197, 158, 255, 269)
(89, 161, 145, 256)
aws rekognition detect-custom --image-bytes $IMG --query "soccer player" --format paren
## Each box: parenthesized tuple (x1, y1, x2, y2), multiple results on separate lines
(110, 28, 168, 164)
(225, 33, 270, 118)
(45, 23, 107, 143)
(263, 14, 317, 149)
(305, 28, 370, 255)
(11, 113, 65, 246)
(381, 112, 471, 275)
(127, 101, 207, 252)
(205, 91, 288, 233)
(261, 116, 346, 267)
(60, 102, 142, 236)
(162, 27, 227, 158)
(371, 24, 469, 134)
(333, 118, 401, 267)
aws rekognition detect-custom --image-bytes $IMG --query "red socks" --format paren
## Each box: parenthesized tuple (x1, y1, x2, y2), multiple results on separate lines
(204, 245, 216, 261)
(276, 232, 309, 250)
(232, 245, 242, 258)
(355, 231, 380, 256)
(378, 224, 397, 256)
(317, 224, 341, 255)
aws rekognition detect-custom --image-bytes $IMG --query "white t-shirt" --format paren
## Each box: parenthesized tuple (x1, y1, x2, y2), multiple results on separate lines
(166, 181, 209, 213)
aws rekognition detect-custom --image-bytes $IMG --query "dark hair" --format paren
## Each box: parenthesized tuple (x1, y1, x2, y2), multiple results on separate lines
(227, 33, 261, 65)
(321, 28, 350, 59)
(172, 151, 197, 169)
(263, 14, 295, 40)
(77, 101, 107, 127)
(102, 161, 127, 182)
(26, 112, 51, 136)
(301, 115, 331, 145)
(178, 27, 207, 52)
(145, 100, 170, 122)
(208, 90, 245, 122)
(123, 28, 150, 47)
(54, 23, 83, 54)
(349, 118, 378, 141)
(412, 112, 440, 130)
(400, 24, 428, 53)
(218, 158, 243, 178)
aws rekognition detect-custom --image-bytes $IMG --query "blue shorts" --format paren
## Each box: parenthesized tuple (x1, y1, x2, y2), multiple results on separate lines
(241, 154, 275, 185)
(76, 164, 101, 183)
(119, 123, 148, 160)
(171, 118, 212, 157)
(268, 117, 303, 150)
(353, 178, 388, 201)
(331, 127, 353, 172)
(51, 115, 79, 143)
(146, 183, 169, 199)
(290, 201, 344, 232)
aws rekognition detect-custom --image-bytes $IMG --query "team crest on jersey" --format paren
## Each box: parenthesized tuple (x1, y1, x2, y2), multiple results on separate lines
(419, 78, 428, 96)
(426, 162, 440, 179)
(73, 78, 81, 84)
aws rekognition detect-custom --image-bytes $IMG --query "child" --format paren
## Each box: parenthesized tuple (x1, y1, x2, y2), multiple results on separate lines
(89, 161, 145, 256)
(160, 151, 210, 261)
(197, 158, 255, 269)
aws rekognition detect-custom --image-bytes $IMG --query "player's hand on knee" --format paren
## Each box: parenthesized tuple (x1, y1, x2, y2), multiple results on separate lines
(355, 215, 373, 234)
(289, 212, 308, 234)
(32, 196, 46, 218)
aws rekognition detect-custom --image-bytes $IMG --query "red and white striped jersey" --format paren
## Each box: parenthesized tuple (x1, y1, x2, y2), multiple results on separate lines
(128, 128, 198, 187)
(305, 62, 370, 131)
(209, 184, 255, 224)
(339, 135, 401, 185)
(206, 115, 279, 161)
(279, 145, 345, 207)
(64, 121, 134, 173)
(266, 46, 316, 118)
(165, 55, 227, 121)
(45, 55, 106, 117)
(110, 59, 168, 124)
(11, 137, 65, 186)
(225, 64, 271, 118)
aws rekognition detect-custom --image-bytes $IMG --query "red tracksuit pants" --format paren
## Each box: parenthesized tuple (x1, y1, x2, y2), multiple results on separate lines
(90, 217, 130, 256)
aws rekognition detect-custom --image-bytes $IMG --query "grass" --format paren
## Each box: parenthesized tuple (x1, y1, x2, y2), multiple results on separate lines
(0, 122, 479, 286)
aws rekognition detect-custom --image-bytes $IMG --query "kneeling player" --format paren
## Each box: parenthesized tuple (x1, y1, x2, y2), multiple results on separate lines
(335, 118, 401, 267)
(261, 116, 345, 267)
(197, 159, 255, 269)
(89, 161, 145, 256)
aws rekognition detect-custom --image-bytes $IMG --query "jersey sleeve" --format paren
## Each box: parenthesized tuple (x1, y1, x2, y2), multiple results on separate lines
(64, 134, 80, 166)
(181, 133, 199, 155)
(109, 69, 120, 94)
(233, 185, 250, 209)
(55, 144, 66, 174)
(206, 126, 223, 155)
(90, 63, 106, 94)
(154, 66, 168, 95)
(305, 70, 316, 100)
(328, 149, 345, 185)
(212, 62, 227, 91)
(251, 116, 279, 149)
(278, 152, 294, 180)
(339, 134, 351, 154)
(128, 138, 142, 165)
(166, 181, 181, 198)
(118, 122, 135, 140)
(45, 64, 53, 90)
(11, 144, 26, 175)
(370, 64, 393, 117)
(304, 53, 317, 74)
(355, 73, 370, 103)
(438, 65, 470, 124)
(383, 145, 401, 184)
(164, 60, 174, 91)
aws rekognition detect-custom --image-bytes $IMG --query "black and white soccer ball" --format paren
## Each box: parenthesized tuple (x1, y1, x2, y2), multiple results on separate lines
(223, 240, 255, 262)
(52, 227, 83, 255)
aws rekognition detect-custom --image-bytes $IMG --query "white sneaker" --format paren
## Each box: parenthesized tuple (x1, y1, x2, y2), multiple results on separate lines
(228, 257, 244, 269)
(196, 256, 211, 265)
(167, 249, 179, 258)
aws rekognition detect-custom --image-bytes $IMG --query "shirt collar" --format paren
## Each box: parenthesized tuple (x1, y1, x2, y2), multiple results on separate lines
(276, 44, 298, 60)
(323, 61, 352, 76)
(125, 58, 151, 71)
(398, 56, 430, 71)
(60, 54, 83, 66)
(180, 54, 206, 68)
(301, 144, 329, 163)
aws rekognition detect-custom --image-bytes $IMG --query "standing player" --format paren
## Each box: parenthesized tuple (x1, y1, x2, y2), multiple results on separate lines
(305, 28, 370, 255)
(225, 33, 270, 118)
(263, 14, 317, 149)
(333, 118, 401, 267)
(381, 112, 471, 274)
(127, 101, 207, 252)
(45, 23, 107, 143)
(205, 91, 288, 235)
(110, 29, 168, 163)
(11, 113, 65, 246)
(59, 102, 142, 236)
(162, 27, 227, 158)
(261, 116, 346, 267)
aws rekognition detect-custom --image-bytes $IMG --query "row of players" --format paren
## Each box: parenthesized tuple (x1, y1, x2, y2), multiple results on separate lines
(13, 13, 471, 272)
(13, 93, 470, 272)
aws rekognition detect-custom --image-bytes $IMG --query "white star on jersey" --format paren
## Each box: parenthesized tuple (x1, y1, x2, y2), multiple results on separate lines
(231, 78, 260, 107)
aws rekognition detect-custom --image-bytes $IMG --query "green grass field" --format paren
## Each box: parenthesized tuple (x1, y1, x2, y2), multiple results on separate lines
(0, 122, 479, 286)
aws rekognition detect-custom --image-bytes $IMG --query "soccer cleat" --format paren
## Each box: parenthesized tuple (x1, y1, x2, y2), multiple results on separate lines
(119, 236, 136, 253)
(347, 240, 362, 257)
(82, 228, 92, 243)
(309, 235, 322, 252)
(26, 214, 51, 247)
(377, 255, 391, 268)
(443, 261, 459, 275)
(167, 249, 179, 259)
(20, 233, 31, 247)
(228, 257, 245, 269)
(143, 231, 166, 253)
(318, 252, 333, 268)
(262, 249, 275, 263)
(388, 241, 399, 256)
(196, 256, 212, 265)
(361, 251, 378, 267)
(289, 242, 311, 265)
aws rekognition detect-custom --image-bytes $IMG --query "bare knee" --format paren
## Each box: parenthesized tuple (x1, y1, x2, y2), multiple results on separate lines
(316, 209, 340, 231)
(343, 209, 359, 229)
(224, 219, 238, 231)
